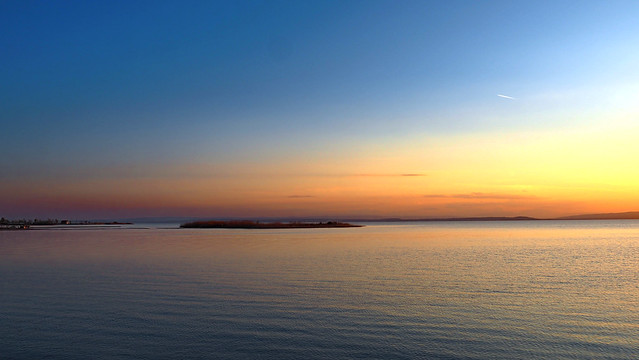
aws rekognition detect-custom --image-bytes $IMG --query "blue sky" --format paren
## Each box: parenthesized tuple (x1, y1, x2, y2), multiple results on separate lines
(2, 1, 639, 218)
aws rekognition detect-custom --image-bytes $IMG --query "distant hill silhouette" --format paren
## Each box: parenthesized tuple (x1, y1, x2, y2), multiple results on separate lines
(343, 216, 539, 222)
(556, 211, 639, 220)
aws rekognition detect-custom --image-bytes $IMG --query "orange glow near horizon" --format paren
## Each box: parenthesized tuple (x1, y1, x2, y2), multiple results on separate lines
(4, 119, 639, 219)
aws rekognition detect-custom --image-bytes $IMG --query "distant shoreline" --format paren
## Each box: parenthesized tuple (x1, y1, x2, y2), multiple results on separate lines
(350, 212, 639, 222)
(3, 211, 639, 230)
(350, 216, 539, 222)
(180, 220, 362, 229)
(0, 221, 132, 231)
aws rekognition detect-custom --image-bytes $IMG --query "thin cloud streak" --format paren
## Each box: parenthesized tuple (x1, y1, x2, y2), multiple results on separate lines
(286, 173, 427, 178)
(349, 173, 426, 178)
(423, 192, 535, 200)
(288, 195, 315, 198)
(497, 94, 515, 100)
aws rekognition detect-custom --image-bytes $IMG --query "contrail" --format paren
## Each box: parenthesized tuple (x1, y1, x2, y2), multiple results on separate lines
(497, 94, 515, 100)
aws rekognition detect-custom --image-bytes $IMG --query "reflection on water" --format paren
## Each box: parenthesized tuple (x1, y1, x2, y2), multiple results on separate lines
(1, 221, 639, 359)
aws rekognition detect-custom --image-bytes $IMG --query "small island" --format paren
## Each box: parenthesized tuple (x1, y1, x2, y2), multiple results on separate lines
(180, 220, 362, 229)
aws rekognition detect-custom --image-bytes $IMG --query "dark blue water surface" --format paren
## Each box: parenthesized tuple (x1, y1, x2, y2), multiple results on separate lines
(2, 221, 639, 359)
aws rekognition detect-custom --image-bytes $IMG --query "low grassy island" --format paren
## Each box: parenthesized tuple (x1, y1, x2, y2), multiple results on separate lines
(180, 220, 362, 229)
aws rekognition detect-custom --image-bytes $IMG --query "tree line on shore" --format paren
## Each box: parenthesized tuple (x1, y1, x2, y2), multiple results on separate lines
(2, 218, 56, 225)
(180, 220, 361, 229)
(0, 218, 75, 225)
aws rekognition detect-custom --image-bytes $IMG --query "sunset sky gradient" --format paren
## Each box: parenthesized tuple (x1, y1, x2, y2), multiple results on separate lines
(2, 0, 638, 219)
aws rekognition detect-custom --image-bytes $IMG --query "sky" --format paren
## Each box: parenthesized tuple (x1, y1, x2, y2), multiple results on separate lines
(1, 0, 639, 220)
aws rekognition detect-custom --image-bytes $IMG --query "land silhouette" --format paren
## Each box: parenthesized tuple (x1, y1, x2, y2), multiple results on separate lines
(3, 211, 639, 230)
(180, 220, 361, 229)
(555, 211, 639, 220)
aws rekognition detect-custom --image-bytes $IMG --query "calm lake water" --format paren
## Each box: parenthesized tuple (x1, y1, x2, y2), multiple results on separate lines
(1, 221, 639, 359)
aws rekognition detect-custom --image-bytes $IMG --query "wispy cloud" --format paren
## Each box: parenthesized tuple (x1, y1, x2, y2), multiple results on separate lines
(423, 192, 534, 200)
(350, 173, 426, 177)
(291, 173, 426, 178)
(497, 94, 515, 100)
(287, 195, 315, 198)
